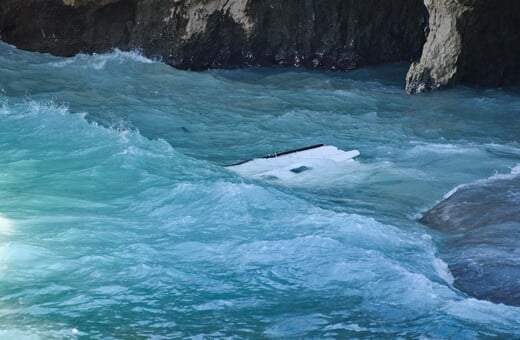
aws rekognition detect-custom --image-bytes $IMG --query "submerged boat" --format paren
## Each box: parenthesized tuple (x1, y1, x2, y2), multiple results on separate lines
(226, 144, 360, 181)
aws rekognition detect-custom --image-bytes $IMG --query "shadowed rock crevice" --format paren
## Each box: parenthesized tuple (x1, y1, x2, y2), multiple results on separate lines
(246, 0, 427, 70)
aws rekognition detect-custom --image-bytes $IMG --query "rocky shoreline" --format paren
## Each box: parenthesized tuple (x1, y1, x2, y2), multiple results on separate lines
(0, 0, 519, 93)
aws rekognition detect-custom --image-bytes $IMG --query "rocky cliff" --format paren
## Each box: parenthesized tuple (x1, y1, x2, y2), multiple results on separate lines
(0, 0, 519, 92)
(0, 0, 426, 71)
(406, 0, 520, 93)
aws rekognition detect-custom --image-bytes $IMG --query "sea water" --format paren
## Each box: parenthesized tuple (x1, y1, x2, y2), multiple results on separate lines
(0, 42, 519, 338)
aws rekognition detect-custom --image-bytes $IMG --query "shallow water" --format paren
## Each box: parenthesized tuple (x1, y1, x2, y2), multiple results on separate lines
(0, 43, 519, 338)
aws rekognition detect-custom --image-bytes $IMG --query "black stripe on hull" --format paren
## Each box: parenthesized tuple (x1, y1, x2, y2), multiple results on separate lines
(227, 144, 325, 167)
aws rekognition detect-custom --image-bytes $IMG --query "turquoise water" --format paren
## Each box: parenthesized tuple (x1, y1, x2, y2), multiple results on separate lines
(0, 42, 519, 338)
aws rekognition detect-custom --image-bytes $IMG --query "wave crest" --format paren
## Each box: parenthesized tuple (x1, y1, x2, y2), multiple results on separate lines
(443, 163, 520, 199)
(50, 49, 157, 70)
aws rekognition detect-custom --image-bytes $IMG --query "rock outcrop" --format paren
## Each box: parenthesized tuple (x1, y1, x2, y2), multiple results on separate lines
(420, 176, 520, 306)
(1, 0, 519, 91)
(0, 0, 427, 71)
(406, 0, 520, 93)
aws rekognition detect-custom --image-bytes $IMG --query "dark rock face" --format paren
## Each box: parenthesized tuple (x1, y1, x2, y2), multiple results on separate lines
(421, 176, 520, 306)
(406, 0, 520, 93)
(1, 0, 519, 90)
(0, 0, 136, 56)
(0, 0, 427, 71)
(457, 1, 520, 87)
(243, 1, 428, 70)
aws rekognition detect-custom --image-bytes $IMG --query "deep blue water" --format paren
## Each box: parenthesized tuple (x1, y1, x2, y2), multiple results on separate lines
(0, 42, 519, 338)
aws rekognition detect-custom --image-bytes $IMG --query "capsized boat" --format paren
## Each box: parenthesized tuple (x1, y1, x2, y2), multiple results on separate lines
(226, 144, 360, 181)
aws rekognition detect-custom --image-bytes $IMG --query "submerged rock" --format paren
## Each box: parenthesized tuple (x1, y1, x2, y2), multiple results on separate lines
(406, 0, 520, 93)
(421, 175, 520, 306)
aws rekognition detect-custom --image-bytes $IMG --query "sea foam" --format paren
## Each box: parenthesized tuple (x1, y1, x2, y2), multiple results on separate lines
(50, 48, 156, 70)
(443, 162, 520, 199)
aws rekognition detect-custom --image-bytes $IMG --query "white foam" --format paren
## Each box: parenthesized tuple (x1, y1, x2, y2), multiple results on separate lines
(87, 49, 155, 69)
(0, 214, 13, 237)
(408, 142, 479, 156)
(50, 48, 155, 69)
(49, 58, 75, 68)
(26, 100, 69, 116)
(443, 183, 467, 199)
(491, 163, 520, 179)
(445, 298, 520, 326)
(443, 163, 520, 199)
(433, 258, 454, 285)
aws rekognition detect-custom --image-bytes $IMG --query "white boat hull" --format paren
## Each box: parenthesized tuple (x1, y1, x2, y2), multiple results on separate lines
(226, 145, 360, 182)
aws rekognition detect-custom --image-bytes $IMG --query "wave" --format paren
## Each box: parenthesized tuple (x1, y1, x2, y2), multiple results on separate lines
(0, 97, 228, 184)
(445, 298, 520, 330)
(408, 142, 482, 156)
(49, 48, 157, 70)
(443, 163, 520, 199)
(2, 46, 520, 335)
(0, 98, 457, 287)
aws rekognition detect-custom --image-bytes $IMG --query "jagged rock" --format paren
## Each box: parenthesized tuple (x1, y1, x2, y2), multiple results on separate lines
(0, 0, 427, 71)
(405, 0, 470, 94)
(406, 0, 520, 93)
